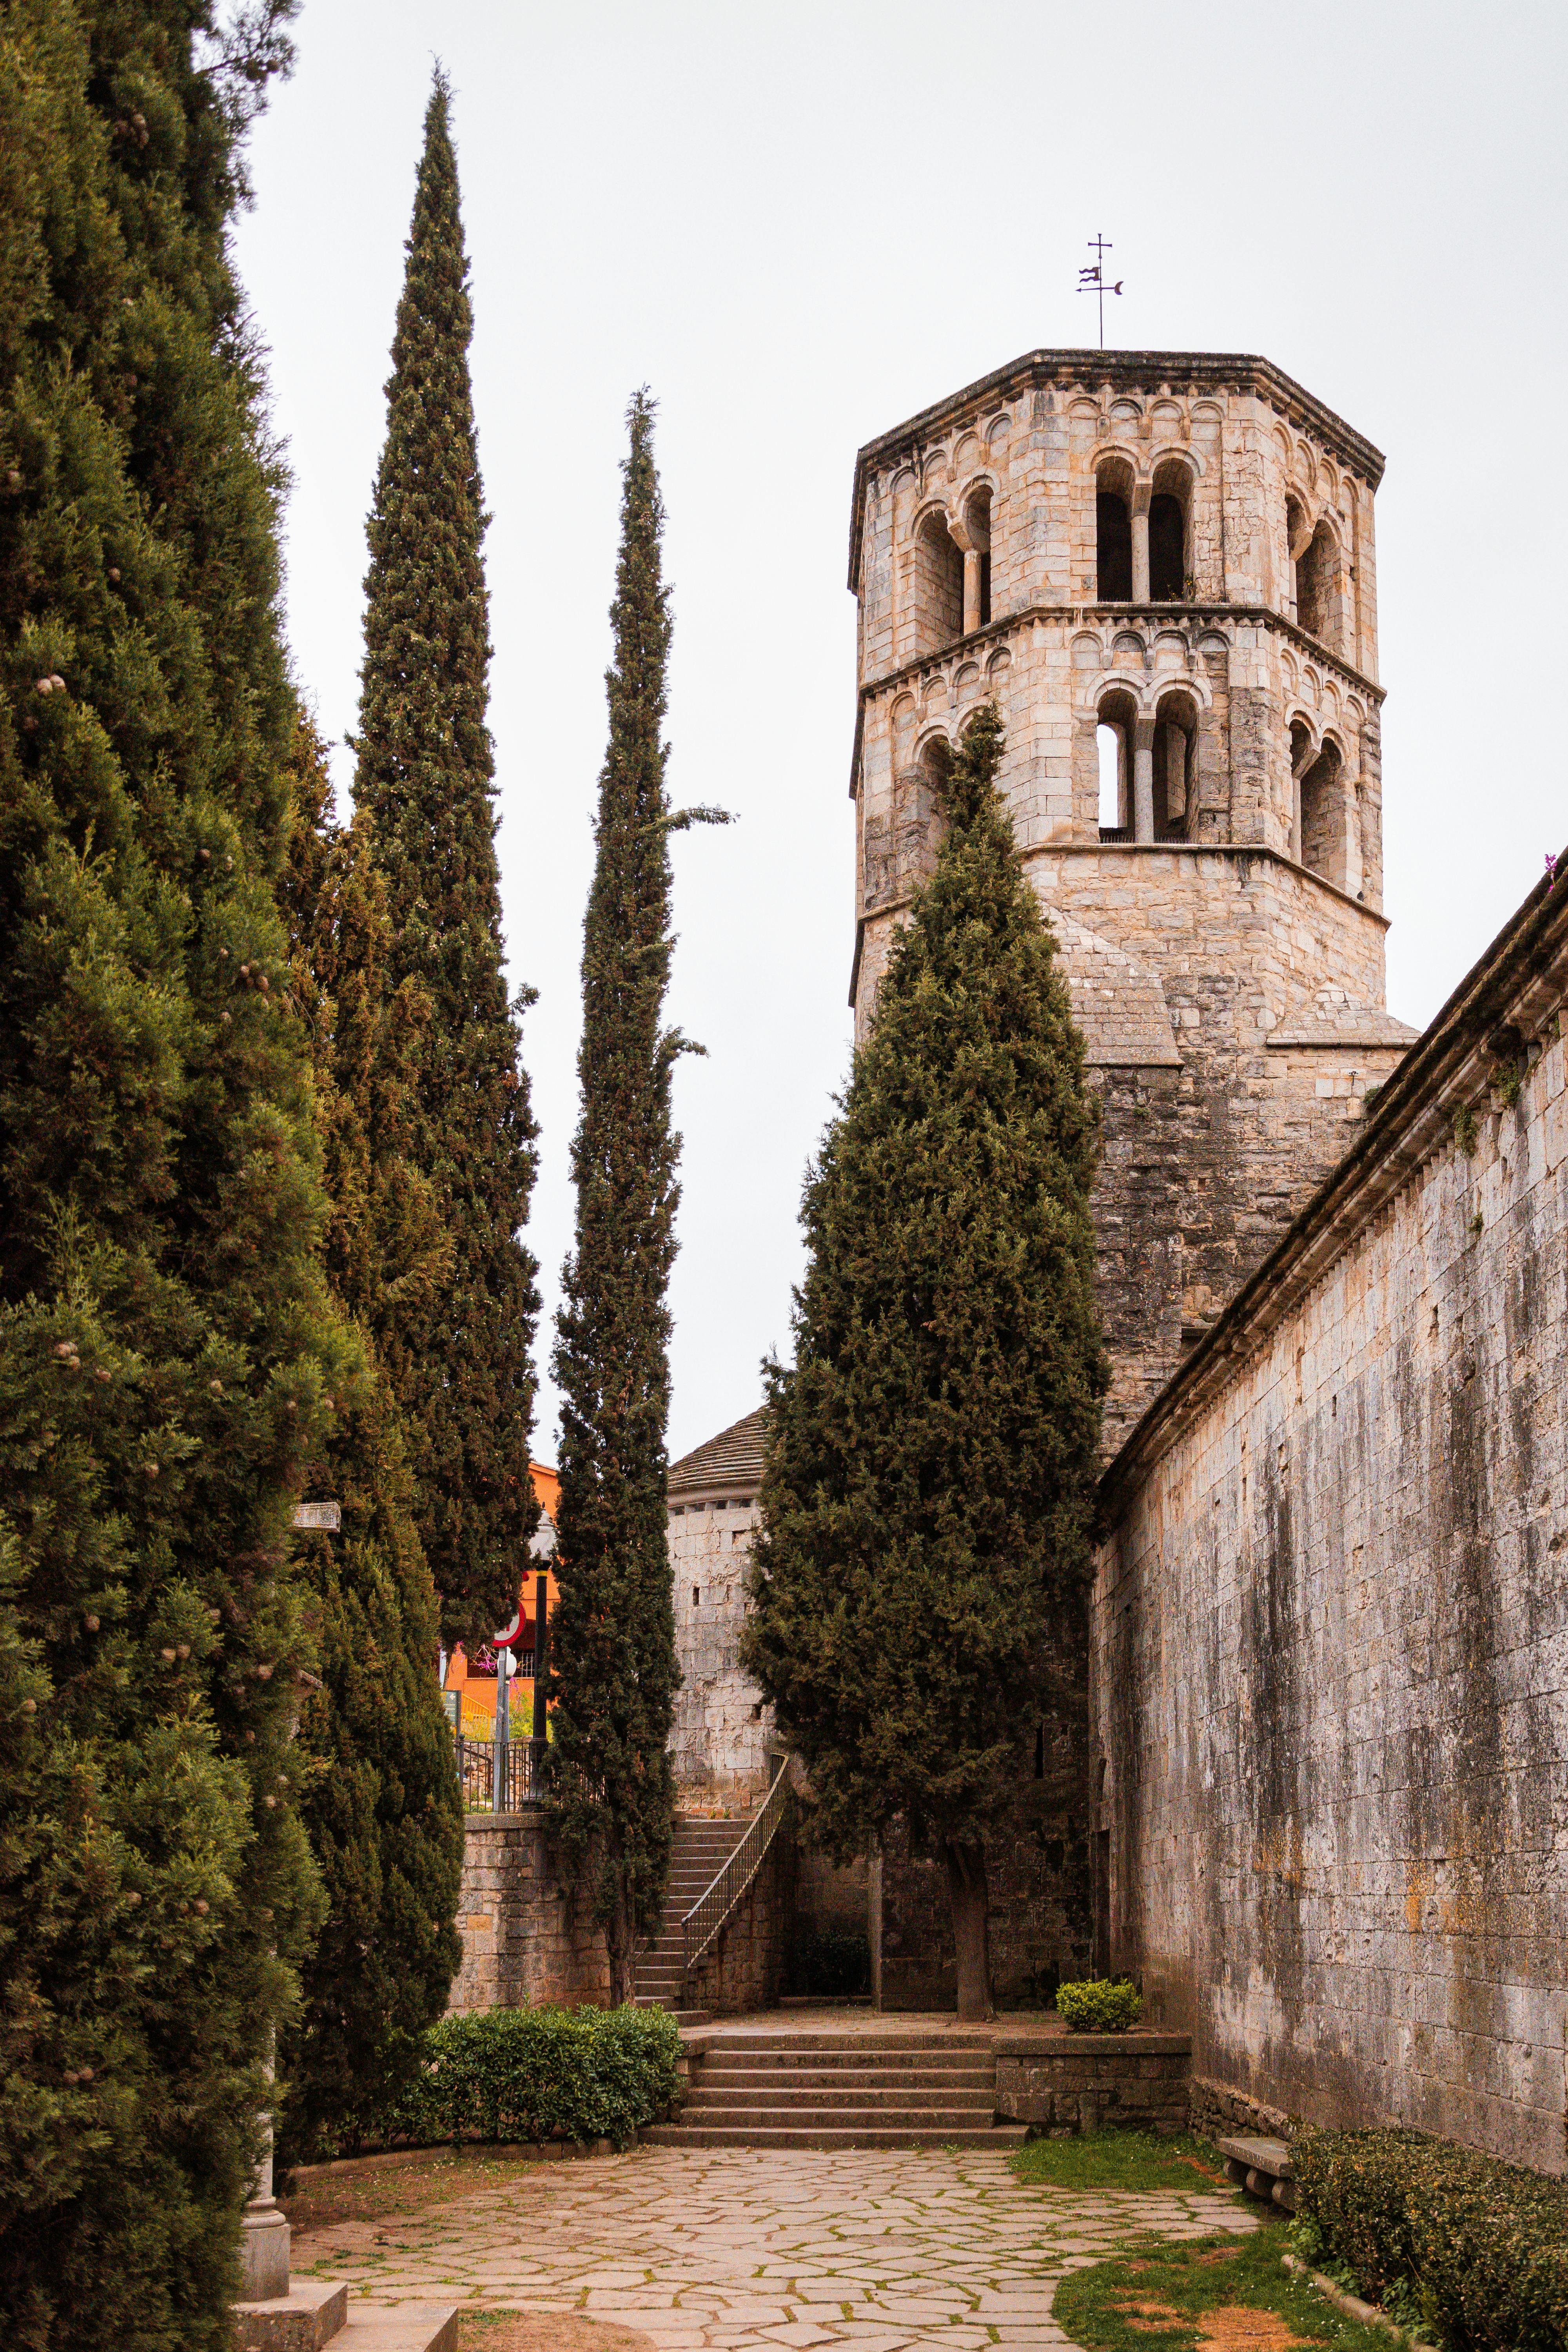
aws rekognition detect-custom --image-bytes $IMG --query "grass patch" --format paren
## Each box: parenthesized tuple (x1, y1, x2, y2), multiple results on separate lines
(459, 2318, 652, 2352)
(1011, 2128, 1237, 2195)
(1053, 2216, 1395, 2352)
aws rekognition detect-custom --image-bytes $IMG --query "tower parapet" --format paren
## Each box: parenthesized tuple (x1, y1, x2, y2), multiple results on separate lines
(848, 350, 1418, 1447)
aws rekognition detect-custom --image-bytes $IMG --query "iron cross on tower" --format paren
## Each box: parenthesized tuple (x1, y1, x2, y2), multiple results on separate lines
(1078, 234, 1123, 347)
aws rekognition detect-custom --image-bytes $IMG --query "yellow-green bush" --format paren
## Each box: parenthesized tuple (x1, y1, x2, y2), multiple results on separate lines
(1053, 1978, 1143, 2032)
(373, 2005, 681, 2154)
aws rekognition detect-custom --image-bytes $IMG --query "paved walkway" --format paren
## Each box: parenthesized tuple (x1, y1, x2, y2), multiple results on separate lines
(294, 2143, 1258, 2351)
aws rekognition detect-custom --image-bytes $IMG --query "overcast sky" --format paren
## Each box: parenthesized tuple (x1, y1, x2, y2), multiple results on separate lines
(234, 0, 1567, 1466)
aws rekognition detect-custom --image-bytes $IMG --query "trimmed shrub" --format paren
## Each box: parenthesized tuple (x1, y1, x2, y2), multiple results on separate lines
(1292, 2124, 1568, 2352)
(789, 1926, 871, 1998)
(1054, 1978, 1143, 2033)
(374, 2005, 681, 2154)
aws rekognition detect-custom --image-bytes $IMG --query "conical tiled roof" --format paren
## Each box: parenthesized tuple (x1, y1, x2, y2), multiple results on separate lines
(667, 1406, 768, 1504)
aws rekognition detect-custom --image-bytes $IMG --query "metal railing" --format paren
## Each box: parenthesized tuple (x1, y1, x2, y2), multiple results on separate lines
(682, 1750, 793, 1977)
(455, 1732, 548, 1812)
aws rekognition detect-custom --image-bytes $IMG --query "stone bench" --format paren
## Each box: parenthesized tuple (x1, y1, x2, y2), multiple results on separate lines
(1218, 2132, 1297, 2211)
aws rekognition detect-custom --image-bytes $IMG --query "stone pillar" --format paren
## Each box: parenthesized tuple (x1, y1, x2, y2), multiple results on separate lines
(963, 547, 982, 636)
(1290, 736, 1314, 866)
(1131, 488, 1151, 603)
(1133, 715, 1156, 842)
(239, 2084, 290, 2300)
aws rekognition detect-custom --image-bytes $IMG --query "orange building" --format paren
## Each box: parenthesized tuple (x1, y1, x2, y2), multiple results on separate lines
(442, 1462, 559, 1738)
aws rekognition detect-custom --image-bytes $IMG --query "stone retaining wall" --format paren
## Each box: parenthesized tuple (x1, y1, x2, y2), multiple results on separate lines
(994, 2033, 1191, 2136)
(1188, 2074, 1290, 2145)
(451, 1809, 608, 2013)
(686, 1832, 795, 2017)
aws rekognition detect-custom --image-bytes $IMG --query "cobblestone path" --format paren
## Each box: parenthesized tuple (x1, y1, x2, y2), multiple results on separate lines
(294, 2143, 1258, 2350)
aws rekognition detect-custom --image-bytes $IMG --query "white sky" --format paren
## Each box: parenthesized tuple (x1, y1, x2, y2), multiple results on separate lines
(234, 0, 1568, 1466)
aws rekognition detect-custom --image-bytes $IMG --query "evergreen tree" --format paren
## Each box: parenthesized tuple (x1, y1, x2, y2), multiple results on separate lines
(548, 392, 723, 2006)
(277, 717, 463, 2160)
(352, 70, 539, 1650)
(741, 709, 1108, 2019)
(0, 5, 352, 2342)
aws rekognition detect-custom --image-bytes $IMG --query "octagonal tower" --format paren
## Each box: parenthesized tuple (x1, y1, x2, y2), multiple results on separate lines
(847, 350, 1419, 1448)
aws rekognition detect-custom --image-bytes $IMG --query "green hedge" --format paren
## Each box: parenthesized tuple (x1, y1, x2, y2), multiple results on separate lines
(1054, 1978, 1143, 2032)
(1292, 2125, 1568, 2352)
(353, 2005, 681, 2155)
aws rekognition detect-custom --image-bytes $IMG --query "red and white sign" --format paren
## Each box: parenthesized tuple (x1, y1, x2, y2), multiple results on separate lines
(493, 1605, 522, 1648)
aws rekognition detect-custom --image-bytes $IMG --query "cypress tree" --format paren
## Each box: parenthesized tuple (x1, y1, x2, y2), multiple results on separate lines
(277, 717, 463, 2160)
(741, 709, 1108, 2019)
(548, 392, 723, 2006)
(0, 5, 351, 2342)
(353, 70, 539, 1650)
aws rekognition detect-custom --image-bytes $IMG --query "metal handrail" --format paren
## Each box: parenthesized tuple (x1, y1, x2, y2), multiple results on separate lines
(682, 1751, 793, 1978)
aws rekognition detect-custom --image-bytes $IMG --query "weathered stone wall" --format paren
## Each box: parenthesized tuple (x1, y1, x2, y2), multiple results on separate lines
(1093, 875, 1568, 2174)
(451, 1811, 609, 2013)
(668, 1497, 773, 1808)
(995, 2032, 1192, 2136)
(685, 1831, 795, 2017)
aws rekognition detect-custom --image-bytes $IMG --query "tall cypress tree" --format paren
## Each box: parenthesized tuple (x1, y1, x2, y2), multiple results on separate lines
(353, 70, 539, 1650)
(548, 392, 723, 2006)
(277, 717, 463, 2160)
(742, 709, 1108, 2019)
(0, 5, 350, 2342)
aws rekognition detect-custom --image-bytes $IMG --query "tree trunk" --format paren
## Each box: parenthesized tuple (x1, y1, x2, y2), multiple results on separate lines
(605, 1861, 635, 2007)
(944, 1837, 993, 2020)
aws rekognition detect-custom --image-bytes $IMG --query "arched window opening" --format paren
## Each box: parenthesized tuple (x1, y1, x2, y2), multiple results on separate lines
(1149, 493, 1186, 600)
(1284, 496, 1308, 623)
(1296, 521, 1339, 648)
(1096, 483, 1133, 601)
(1300, 739, 1348, 886)
(1153, 698, 1196, 838)
(914, 510, 964, 650)
(918, 733, 954, 795)
(1097, 723, 1126, 832)
(1096, 690, 1137, 840)
(962, 486, 993, 630)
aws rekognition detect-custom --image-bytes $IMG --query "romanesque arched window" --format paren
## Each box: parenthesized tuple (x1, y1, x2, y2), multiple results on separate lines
(1148, 462, 1189, 602)
(962, 485, 993, 630)
(1153, 691, 1196, 838)
(1296, 521, 1341, 650)
(913, 510, 964, 651)
(1096, 462, 1134, 602)
(1097, 687, 1137, 838)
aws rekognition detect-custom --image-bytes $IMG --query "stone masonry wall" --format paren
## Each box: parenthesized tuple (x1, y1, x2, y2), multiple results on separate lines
(995, 2033, 1192, 2136)
(1093, 877, 1568, 2174)
(686, 1832, 795, 2017)
(668, 1498, 774, 1809)
(451, 1811, 609, 2013)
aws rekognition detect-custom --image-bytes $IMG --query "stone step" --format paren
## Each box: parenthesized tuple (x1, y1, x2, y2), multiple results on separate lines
(701, 2046, 993, 2071)
(699, 2064, 996, 2092)
(646, 2122, 1026, 2150)
(233, 2285, 458, 2352)
(337, 2309, 460, 2352)
(686, 2087, 996, 2115)
(692, 2031, 991, 2054)
(233, 2280, 348, 2352)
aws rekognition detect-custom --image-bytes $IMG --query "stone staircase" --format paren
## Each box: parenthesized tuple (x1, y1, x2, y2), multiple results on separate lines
(633, 1811, 755, 2014)
(645, 2025, 1028, 2149)
(234, 2278, 456, 2350)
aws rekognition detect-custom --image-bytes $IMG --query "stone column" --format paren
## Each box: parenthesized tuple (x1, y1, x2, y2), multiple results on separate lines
(239, 2106, 291, 2301)
(1131, 487, 1151, 603)
(962, 547, 982, 635)
(1132, 715, 1156, 842)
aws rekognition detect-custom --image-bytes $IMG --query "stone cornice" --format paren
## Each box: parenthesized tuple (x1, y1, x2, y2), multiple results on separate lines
(1094, 867, 1568, 1530)
(849, 840, 1393, 1007)
(849, 605, 1383, 771)
(848, 349, 1387, 586)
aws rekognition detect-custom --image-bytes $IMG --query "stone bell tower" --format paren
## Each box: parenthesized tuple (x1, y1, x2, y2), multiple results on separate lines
(847, 350, 1419, 1449)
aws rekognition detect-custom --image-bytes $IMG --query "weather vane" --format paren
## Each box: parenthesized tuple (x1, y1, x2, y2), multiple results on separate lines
(1078, 234, 1123, 348)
